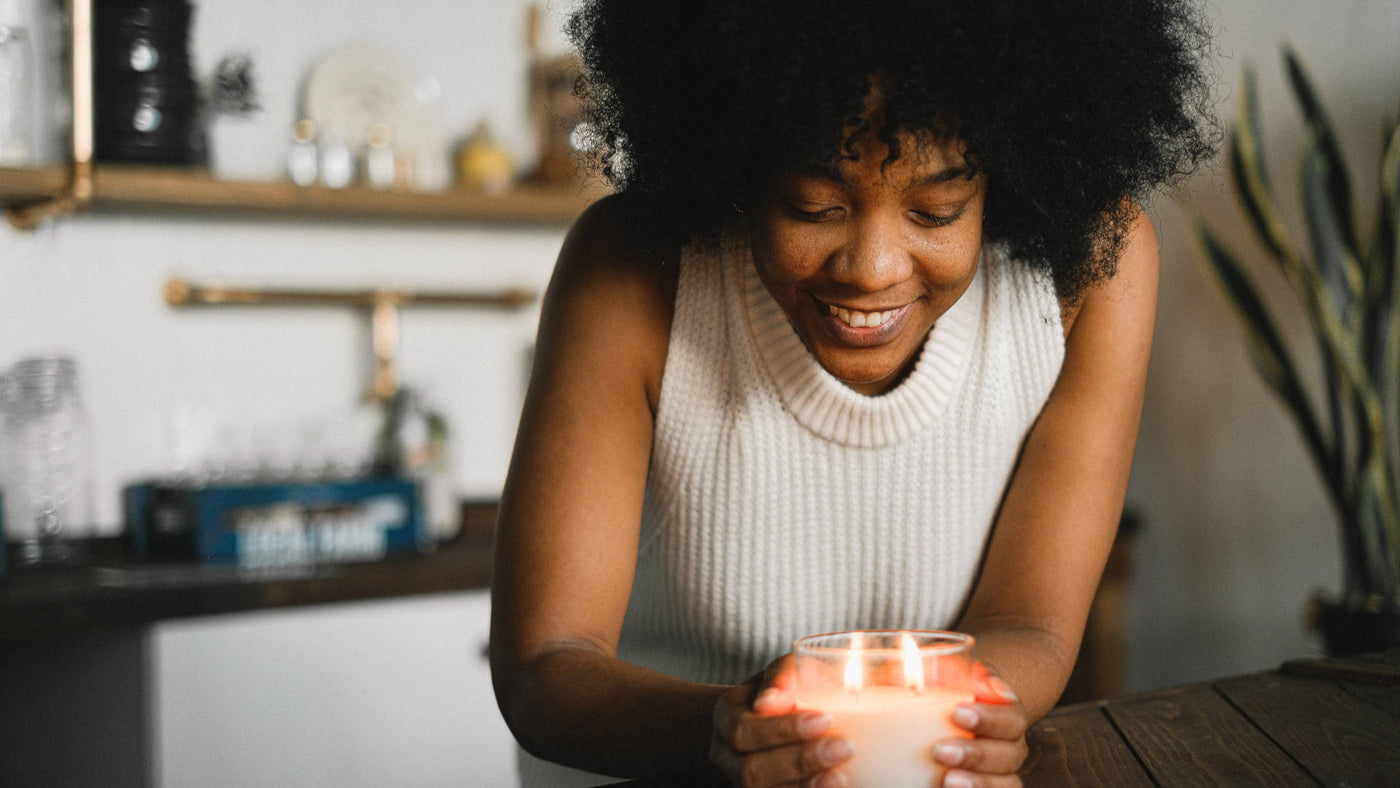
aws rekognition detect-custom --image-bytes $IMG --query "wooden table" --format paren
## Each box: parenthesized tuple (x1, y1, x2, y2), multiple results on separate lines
(605, 649, 1400, 787)
(1021, 649, 1400, 785)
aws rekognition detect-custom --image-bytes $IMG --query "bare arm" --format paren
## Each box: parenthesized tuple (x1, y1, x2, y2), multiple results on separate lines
(489, 196, 725, 778)
(956, 211, 1160, 721)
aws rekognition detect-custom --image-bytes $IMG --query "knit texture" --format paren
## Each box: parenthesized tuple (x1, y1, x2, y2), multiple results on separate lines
(518, 233, 1065, 787)
(616, 232, 1065, 685)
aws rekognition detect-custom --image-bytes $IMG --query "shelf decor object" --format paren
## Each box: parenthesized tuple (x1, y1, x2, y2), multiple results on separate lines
(1, 0, 604, 228)
(5, 0, 93, 229)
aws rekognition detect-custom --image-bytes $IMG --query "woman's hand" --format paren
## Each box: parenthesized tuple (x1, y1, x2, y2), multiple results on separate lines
(932, 664, 1029, 788)
(709, 655, 854, 787)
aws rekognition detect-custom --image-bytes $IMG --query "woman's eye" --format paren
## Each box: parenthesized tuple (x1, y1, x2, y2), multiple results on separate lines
(910, 207, 964, 227)
(788, 205, 844, 222)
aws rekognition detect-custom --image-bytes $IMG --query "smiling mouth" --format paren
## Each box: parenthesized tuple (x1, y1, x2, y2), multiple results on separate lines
(824, 302, 908, 328)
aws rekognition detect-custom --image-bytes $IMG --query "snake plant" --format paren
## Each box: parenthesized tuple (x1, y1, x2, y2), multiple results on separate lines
(1195, 47, 1400, 624)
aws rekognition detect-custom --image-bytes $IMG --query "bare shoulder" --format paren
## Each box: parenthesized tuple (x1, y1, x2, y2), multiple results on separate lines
(540, 194, 682, 410)
(1057, 209, 1160, 340)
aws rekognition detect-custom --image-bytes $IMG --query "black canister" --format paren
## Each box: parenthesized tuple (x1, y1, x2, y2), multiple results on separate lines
(93, 0, 204, 165)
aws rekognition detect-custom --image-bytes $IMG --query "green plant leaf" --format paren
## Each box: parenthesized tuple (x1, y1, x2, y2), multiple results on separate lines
(1285, 47, 1362, 261)
(1195, 221, 1345, 512)
(1302, 134, 1365, 325)
(1231, 70, 1295, 263)
(1379, 123, 1400, 559)
(1214, 54, 1400, 603)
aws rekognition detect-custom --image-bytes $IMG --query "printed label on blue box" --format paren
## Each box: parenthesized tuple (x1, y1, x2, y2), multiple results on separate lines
(125, 477, 430, 566)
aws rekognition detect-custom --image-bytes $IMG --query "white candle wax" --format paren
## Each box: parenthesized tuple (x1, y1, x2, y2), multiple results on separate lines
(797, 684, 973, 788)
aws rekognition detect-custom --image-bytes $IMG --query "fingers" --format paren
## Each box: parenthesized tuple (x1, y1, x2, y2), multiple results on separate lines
(754, 654, 799, 715)
(709, 716, 852, 788)
(933, 729, 1028, 779)
(728, 707, 833, 753)
(939, 770, 1024, 788)
(711, 680, 853, 788)
(971, 667, 1019, 706)
(933, 699, 1029, 781)
(729, 736, 851, 788)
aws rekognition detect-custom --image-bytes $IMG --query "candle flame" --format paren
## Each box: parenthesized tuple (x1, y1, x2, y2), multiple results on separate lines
(843, 632, 863, 691)
(901, 632, 923, 692)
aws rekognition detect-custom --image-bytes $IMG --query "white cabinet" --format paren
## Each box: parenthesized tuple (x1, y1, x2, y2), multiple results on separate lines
(154, 590, 517, 788)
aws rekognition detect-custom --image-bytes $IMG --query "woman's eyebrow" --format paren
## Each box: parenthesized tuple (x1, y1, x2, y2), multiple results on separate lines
(790, 162, 973, 186)
(915, 165, 975, 185)
(795, 161, 849, 183)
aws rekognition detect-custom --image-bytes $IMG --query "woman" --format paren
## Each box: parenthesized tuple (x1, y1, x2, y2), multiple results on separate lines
(491, 1, 1216, 786)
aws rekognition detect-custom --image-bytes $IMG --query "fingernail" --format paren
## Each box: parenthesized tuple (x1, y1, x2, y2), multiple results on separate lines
(796, 711, 832, 739)
(818, 736, 853, 766)
(933, 741, 965, 767)
(990, 676, 1020, 703)
(943, 772, 973, 788)
(952, 706, 978, 729)
(755, 689, 781, 709)
(814, 771, 847, 788)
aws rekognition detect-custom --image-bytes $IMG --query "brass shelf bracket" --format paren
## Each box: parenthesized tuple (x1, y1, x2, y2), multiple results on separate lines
(164, 278, 537, 402)
(5, 0, 95, 230)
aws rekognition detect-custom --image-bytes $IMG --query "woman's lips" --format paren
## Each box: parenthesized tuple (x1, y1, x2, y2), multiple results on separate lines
(812, 295, 914, 348)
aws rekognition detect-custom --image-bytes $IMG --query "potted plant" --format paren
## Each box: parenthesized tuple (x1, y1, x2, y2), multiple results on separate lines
(1195, 46, 1399, 656)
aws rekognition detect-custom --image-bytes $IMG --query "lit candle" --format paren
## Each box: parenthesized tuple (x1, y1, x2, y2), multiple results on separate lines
(794, 630, 975, 788)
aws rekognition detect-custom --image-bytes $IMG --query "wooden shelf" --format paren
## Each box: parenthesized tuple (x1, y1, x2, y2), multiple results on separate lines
(1, 164, 603, 226)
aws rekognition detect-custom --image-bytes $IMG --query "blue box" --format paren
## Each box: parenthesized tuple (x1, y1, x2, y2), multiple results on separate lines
(124, 477, 431, 567)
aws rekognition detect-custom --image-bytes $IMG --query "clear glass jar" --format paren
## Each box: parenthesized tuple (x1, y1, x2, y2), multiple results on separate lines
(0, 21, 35, 164)
(0, 357, 96, 564)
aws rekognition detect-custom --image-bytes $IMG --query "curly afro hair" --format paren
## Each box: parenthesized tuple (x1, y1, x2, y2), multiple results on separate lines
(566, 0, 1218, 299)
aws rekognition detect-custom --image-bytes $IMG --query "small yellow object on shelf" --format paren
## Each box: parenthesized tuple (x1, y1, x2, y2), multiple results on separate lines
(456, 121, 515, 195)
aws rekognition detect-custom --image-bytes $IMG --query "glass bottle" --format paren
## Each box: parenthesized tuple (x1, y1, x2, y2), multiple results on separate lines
(0, 20, 34, 164)
(0, 357, 95, 565)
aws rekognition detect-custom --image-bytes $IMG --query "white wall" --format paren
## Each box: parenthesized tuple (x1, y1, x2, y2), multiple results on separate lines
(2, 0, 1398, 783)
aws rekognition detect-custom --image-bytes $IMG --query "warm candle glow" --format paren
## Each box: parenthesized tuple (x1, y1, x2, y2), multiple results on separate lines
(843, 632, 864, 690)
(795, 630, 975, 788)
(900, 631, 923, 692)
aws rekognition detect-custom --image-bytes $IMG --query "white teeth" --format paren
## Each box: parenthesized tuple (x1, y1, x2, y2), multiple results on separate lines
(828, 303, 898, 328)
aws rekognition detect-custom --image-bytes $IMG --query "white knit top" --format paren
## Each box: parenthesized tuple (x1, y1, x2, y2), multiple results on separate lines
(518, 233, 1065, 787)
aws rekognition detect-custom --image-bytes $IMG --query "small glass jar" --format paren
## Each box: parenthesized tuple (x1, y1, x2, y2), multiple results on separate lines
(0, 356, 96, 564)
(0, 21, 35, 164)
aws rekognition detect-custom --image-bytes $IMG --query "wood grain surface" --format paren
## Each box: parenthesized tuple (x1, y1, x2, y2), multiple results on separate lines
(1104, 685, 1315, 786)
(1020, 705, 1152, 786)
(1217, 671, 1400, 787)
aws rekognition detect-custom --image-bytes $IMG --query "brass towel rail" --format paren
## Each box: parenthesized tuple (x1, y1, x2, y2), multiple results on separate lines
(164, 278, 537, 402)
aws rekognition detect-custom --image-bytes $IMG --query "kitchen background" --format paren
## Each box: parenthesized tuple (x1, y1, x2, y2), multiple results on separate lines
(1, 0, 1397, 785)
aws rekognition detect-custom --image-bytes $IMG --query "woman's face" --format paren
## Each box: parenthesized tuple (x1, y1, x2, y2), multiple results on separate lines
(748, 130, 987, 396)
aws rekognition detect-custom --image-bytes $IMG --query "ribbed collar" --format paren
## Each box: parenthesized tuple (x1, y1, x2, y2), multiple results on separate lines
(734, 233, 984, 448)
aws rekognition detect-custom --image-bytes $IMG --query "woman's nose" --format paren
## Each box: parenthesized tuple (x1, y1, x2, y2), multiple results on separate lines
(828, 215, 914, 292)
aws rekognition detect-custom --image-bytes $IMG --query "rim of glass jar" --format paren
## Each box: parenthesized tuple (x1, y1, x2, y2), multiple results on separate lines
(11, 356, 78, 377)
(793, 629, 974, 657)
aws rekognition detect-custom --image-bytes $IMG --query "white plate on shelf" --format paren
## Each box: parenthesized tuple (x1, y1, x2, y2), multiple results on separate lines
(302, 45, 416, 147)
(301, 44, 449, 190)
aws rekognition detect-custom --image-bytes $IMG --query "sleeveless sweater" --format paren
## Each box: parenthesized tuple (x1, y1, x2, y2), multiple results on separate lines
(518, 233, 1065, 787)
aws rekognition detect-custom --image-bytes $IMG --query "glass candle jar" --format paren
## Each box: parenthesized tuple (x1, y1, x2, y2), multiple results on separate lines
(0, 356, 95, 564)
(793, 629, 976, 788)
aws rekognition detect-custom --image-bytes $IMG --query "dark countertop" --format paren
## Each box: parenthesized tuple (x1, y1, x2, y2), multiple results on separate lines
(0, 530, 494, 643)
